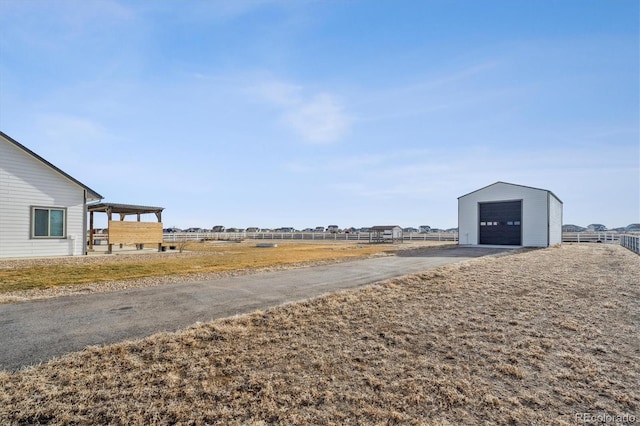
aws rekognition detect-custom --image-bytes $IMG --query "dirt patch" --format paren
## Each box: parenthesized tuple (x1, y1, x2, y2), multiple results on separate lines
(0, 243, 637, 424)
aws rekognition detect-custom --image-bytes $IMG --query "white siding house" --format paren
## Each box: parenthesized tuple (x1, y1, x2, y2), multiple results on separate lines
(0, 131, 102, 258)
(458, 182, 562, 247)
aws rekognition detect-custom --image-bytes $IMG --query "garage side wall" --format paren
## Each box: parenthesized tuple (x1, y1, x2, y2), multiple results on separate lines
(458, 195, 479, 245)
(458, 183, 551, 247)
(548, 194, 563, 246)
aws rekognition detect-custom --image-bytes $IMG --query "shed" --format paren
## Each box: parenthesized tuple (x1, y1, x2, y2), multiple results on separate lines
(458, 181, 562, 247)
(369, 226, 403, 243)
(0, 131, 103, 258)
(87, 203, 165, 253)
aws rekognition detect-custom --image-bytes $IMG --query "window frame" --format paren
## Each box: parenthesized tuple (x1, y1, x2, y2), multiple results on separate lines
(31, 206, 67, 239)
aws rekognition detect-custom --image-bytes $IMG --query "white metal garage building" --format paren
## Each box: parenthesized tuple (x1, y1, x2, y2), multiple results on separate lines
(458, 182, 562, 247)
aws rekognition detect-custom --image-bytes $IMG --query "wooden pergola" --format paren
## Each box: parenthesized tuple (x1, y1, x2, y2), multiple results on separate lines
(88, 203, 165, 254)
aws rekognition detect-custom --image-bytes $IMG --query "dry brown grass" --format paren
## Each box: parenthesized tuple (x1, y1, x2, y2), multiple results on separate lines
(1, 243, 638, 424)
(0, 241, 422, 294)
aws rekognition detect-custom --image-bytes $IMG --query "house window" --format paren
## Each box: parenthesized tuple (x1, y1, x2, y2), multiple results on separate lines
(32, 207, 66, 238)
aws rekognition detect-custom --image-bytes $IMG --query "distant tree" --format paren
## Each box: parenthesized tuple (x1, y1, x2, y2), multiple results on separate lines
(176, 237, 190, 253)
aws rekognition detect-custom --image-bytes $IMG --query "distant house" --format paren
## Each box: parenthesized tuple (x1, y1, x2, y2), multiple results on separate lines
(626, 224, 640, 232)
(185, 227, 206, 233)
(275, 227, 295, 232)
(0, 131, 103, 258)
(563, 224, 586, 233)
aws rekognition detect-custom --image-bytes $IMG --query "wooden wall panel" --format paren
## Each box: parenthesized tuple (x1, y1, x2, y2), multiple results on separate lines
(108, 221, 163, 244)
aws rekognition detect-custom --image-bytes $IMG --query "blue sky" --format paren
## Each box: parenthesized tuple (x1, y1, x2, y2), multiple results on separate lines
(1, 0, 638, 230)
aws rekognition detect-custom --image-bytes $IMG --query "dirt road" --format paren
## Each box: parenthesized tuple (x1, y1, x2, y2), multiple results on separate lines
(0, 246, 510, 371)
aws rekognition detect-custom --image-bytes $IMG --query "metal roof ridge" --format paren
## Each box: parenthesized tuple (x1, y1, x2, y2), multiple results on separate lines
(458, 181, 562, 203)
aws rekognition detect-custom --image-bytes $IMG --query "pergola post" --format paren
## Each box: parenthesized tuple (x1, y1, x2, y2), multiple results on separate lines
(89, 211, 94, 251)
(107, 207, 113, 254)
(119, 213, 125, 248)
(136, 213, 141, 250)
(155, 211, 162, 252)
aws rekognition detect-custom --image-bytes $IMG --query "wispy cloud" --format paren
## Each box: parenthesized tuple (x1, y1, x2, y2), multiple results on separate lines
(254, 80, 302, 107)
(349, 61, 503, 121)
(152, 0, 287, 23)
(283, 93, 351, 143)
(308, 141, 638, 215)
(403, 61, 501, 93)
(36, 114, 108, 145)
(250, 79, 352, 144)
(0, 0, 134, 48)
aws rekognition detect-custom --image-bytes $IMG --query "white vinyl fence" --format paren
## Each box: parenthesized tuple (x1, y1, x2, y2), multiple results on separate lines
(89, 230, 637, 248)
(161, 231, 633, 245)
(561, 232, 620, 243)
(619, 234, 640, 254)
(162, 231, 459, 243)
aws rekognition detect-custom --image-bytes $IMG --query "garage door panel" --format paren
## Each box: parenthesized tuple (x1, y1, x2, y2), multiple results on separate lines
(479, 201, 522, 245)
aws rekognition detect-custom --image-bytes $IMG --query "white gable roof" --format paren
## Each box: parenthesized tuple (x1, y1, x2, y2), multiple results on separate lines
(458, 181, 562, 204)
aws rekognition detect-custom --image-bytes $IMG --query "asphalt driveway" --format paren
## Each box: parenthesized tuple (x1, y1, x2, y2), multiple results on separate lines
(0, 246, 511, 371)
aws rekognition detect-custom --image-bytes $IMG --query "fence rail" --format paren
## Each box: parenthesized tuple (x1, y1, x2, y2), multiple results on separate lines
(160, 231, 627, 244)
(619, 234, 640, 254)
(91, 231, 638, 247)
(161, 231, 459, 243)
(560, 232, 621, 243)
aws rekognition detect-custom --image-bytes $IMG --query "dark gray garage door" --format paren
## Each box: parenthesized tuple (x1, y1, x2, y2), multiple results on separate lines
(479, 200, 522, 245)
